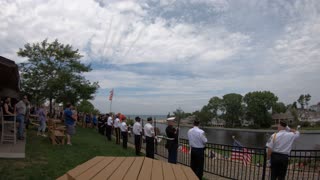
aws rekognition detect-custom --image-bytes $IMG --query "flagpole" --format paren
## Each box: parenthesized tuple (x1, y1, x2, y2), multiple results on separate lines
(110, 100, 112, 113)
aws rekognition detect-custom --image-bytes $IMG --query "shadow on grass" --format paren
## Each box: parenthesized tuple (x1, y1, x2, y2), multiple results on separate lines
(0, 127, 135, 180)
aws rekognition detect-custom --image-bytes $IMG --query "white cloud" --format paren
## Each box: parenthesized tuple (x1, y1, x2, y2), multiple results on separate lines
(1, 0, 320, 114)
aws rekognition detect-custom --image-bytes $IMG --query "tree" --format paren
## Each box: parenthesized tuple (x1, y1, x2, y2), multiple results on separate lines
(297, 95, 305, 109)
(222, 93, 243, 127)
(77, 100, 95, 113)
(305, 94, 311, 109)
(194, 105, 212, 126)
(272, 102, 287, 114)
(243, 91, 278, 128)
(207, 96, 223, 118)
(292, 101, 298, 109)
(18, 39, 99, 115)
(167, 112, 171, 118)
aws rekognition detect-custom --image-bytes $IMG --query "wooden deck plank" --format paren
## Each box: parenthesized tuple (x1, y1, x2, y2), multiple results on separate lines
(76, 157, 115, 180)
(91, 157, 126, 180)
(56, 174, 68, 180)
(161, 161, 175, 180)
(123, 157, 145, 180)
(172, 165, 187, 180)
(137, 157, 153, 180)
(0, 136, 26, 158)
(109, 157, 136, 180)
(151, 159, 163, 180)
(67, 156, 105, 180)
(180, 165, 198, 180)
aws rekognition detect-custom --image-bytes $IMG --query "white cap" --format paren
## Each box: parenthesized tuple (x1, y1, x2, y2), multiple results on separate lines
(167, 117, 175, 121)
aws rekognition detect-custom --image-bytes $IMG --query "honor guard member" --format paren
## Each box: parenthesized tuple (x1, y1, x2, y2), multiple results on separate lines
(133, 116, 143, 155)
(188, 120, 207, 180)
(120, 116, 128, 149)
(106, 114, 113, 141)
(144, 117, 155, 159)
(165, 117, 179, 164)
(266, 121, 300, 180)
(114, 115, 121, 144)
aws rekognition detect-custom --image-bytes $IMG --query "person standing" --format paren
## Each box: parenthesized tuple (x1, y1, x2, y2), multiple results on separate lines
(105, 113, 113, 141)
(188, 120, 207, 180)
(37, 104, 47, 137)
(133, 116, 142, 155)
(114, 115, 121, 144)
(64, 103, 76, 145)
(15, 96, 29, 140)
(120, 116, 128, 149)
(165, 117, 179, 164)
(266, 121, 300, 180)
(144, 117, 155, 159)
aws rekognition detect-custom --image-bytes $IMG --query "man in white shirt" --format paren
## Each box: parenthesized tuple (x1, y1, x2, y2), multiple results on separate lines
(105, 114, 113, 141)
(266, 121, 300, 180)
(133, 116, 142, 155)
(144, 117, 155, 159)
(114, 115, 121, 144)
(120, 116, 128, 149)
(187, 120, 207, 180)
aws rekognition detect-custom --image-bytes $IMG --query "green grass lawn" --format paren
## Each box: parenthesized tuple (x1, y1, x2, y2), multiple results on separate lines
(0, 127, 136, 180)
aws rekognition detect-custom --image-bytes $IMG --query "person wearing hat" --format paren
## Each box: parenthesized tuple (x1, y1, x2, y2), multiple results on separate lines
(133, 116, 142, 155)
(187, 120, 207, 180)
(120, 116, 128, 149)
(165, 117, 179, 164)
(144, 117, 155, 159)
(114, 114, 121, 144)
(266, 121, 300, 180)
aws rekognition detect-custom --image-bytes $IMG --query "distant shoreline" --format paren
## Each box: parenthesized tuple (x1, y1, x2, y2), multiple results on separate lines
(155, 121, 320, 134)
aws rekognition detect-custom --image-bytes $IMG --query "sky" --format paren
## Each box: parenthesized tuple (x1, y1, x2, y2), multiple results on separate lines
(1, 0, 320, 114)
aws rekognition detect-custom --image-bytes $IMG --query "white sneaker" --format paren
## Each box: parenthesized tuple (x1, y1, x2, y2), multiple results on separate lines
(67, 143, 72, 146)
(42, 134, 47, 137)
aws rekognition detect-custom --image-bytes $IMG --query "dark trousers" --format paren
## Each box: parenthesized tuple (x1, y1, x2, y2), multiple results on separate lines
(106, 125, 112, 141)
(168, 143, 178, 164)
(134, 135, 142, 155)
(115, 128, 120, 144)
(190, 147, 205, 180)
(146, 136, 154, 159)
(271, 152, 289, 180)
(98, 125, 104, 135)
(121, 131, 128, 149)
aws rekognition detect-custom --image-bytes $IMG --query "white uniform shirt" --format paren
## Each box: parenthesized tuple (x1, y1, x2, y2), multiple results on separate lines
(120, 122, 127, 132)
(188, 126, 207, 148)
(114, 118, 120, 128)
(107, 116, 113, 126)
(144, 123, 154, 137)
(266, 130, 300, 155)
(133, 122, 142, 135)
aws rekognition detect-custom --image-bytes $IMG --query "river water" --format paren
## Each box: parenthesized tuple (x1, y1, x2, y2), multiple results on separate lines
(154, 123, 320, 150)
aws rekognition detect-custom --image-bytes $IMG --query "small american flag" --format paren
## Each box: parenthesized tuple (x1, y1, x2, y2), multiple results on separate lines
(109, 89, 114, 101)
(231, 139, 252, 166)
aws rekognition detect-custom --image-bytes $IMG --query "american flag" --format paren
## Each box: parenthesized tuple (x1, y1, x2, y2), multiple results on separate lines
(231, 139, 252, 166)
(109, 89, 114, 101)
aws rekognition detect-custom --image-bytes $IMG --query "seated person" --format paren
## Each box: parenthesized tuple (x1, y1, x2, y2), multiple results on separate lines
(2, 97, 14, 120)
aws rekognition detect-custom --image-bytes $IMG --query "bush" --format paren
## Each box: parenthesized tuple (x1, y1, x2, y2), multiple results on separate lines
(301, 121, 311, 127)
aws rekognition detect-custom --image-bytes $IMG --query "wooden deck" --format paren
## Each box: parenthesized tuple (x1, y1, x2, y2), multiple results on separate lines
(57, 156, 198, 180)
(0, 138, 25, 158)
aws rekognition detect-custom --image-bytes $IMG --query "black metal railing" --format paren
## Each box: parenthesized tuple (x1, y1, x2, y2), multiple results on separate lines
(155, 138, 320, 180)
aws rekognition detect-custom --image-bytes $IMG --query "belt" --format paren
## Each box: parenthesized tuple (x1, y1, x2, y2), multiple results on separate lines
(272, 152, 289, 157)
(191, 147, 205, 150)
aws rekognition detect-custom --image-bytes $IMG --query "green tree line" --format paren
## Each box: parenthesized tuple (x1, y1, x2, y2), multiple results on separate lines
(174, 92, 312, 128)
